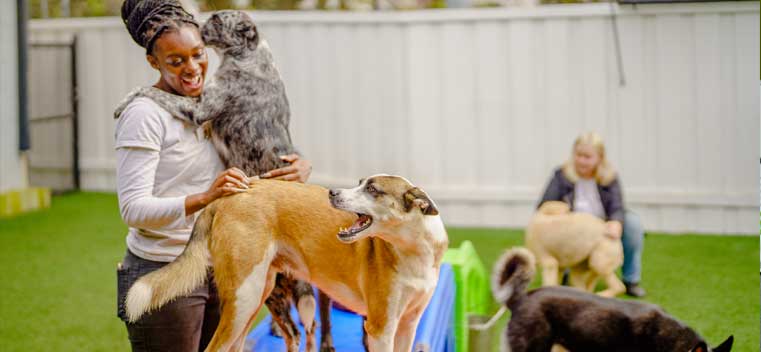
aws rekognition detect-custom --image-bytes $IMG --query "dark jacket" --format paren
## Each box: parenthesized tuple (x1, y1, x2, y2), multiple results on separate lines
(538, 167, 625, 223)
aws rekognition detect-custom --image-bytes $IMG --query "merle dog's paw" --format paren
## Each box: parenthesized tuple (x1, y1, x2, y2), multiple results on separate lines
(270, 321, 284, 337)
(319, 343, 335, 352)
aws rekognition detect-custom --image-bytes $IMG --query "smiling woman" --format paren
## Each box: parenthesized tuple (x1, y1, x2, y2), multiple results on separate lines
(148, 28, 207, 96)
(113, 0, 252, 351)
(122, 0, 207, 96)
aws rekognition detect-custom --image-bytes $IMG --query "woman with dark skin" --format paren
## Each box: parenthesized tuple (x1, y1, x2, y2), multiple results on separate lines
(115, 1, 310, 350)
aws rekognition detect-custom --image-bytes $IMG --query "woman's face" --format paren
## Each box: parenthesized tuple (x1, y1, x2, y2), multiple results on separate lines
(573, 143, 601, 179)
(147, 25, 208, 97)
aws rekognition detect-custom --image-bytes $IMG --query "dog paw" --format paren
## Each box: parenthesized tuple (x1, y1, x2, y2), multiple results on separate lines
(319, 344, 336, 352)
(270, 323, 284, 337)
(201, 121, 213, 139)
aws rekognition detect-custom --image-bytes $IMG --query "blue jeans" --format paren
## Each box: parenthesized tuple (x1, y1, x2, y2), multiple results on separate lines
(622, 210, 645, 284)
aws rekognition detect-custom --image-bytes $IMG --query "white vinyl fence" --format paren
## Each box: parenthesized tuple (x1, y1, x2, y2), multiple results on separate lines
(28, 2, 760, 234)
(0, 1, 25, 193)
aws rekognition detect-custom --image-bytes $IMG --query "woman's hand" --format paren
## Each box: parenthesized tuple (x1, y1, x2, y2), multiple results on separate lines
(604, 221, 623, 240)
(206, 167, 250, 199)
(186, 167, 249, 215)
(259, 154, 312, 183)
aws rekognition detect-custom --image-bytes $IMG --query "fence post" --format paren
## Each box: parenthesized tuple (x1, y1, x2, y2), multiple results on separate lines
(71, 36, 80, 191)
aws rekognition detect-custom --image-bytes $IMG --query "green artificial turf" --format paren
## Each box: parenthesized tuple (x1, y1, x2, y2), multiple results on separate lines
(0, 192, 131, 351)
(0, 192, 757, 351)
(447, 228, 759, 351)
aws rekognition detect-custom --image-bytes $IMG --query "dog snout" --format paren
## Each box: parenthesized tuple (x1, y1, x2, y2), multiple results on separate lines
(328, 189, 342, 208)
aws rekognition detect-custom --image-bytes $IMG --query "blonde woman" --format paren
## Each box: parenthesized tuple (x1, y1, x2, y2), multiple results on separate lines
(538, 132, 646, 297)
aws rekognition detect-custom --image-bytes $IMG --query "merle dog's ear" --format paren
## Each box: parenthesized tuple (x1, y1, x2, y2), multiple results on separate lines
(403, 187, 438, 216)
(713, 335, 734, 352)
(691, 341, 708, 352)
(235, 20, 258, 48)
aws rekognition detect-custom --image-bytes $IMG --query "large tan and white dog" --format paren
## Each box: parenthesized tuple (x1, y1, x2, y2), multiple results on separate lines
(525, 201, 625, 298)
(125, 175, 449, 352)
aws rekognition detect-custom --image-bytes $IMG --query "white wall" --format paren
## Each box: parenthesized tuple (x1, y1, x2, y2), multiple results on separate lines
(0, 1, 27, 193)
(28, 2, 760, 234)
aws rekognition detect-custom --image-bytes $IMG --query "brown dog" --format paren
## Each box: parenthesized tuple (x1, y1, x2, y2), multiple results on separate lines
(525, 201, 625, 297)
(124, 175, 448, 352)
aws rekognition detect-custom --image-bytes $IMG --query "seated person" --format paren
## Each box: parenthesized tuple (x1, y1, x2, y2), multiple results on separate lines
(537, 131, 646, 297)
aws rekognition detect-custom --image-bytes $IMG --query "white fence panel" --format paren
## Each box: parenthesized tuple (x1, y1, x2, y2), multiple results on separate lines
(28, 2, 760, 234)
(0, 1, 25, 193)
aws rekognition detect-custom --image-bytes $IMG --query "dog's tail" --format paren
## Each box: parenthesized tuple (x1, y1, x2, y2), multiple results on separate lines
(124, 202, 216, 322)
(491, 247, 536, 309)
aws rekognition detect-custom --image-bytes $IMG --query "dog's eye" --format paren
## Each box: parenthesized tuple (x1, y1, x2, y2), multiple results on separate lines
(366, 184, 377, 194)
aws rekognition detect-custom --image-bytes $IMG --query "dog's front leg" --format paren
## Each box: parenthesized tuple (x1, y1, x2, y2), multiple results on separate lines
(364, 276, 398, 352)
(113, 88, 142, 118)
(195, 81, 229, 125)
(133, 87, 201, 125)
(584, 273, 601, 293)
(365, 299, 397, 352)
(364, 319, 397, 352)
(392, 304, 427, 352)
(540, 257, 560, 287)
(596, 273, 626, 298)
(568, 265, 591, 290)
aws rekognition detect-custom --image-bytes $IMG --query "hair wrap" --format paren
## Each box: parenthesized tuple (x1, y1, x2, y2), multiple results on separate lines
(121, 0, 198, 54)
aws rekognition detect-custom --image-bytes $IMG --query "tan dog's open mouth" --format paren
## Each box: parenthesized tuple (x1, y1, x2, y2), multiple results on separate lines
(338, 213, 373, 240)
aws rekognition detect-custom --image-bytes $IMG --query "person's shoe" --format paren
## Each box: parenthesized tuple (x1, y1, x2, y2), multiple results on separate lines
(624, 282, 647, 298)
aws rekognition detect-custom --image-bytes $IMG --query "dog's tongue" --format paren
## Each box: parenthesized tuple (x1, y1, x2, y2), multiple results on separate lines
(339, 214, 372, 236)
(351, 214, 371, 228)
(351, 214, 371, 230)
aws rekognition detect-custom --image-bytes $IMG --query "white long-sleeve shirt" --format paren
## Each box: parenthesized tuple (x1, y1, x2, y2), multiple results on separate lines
(115, 96, 224, 262)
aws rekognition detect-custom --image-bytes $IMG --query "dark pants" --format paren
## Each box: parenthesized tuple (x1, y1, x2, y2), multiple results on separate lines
(117, 250, 220, 352)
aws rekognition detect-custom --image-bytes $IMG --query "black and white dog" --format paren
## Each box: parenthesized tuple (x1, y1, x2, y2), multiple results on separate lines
(491, 247, 734, 352)
(115, 10, 296, 173)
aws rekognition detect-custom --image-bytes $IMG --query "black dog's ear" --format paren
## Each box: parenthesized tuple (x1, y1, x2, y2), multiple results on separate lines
(403, 187, 438, 216)
(691, 341, 708, 352)
(713, 335, 734, 352)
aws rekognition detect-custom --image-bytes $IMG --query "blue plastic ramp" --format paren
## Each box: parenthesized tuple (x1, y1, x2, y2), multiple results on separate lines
(246, 263, 455, 352)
